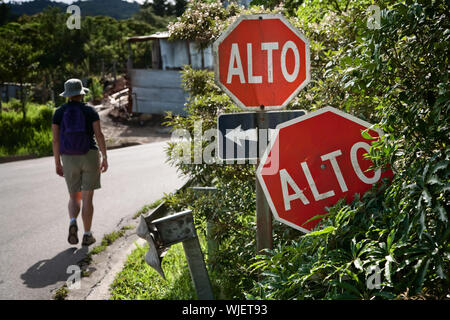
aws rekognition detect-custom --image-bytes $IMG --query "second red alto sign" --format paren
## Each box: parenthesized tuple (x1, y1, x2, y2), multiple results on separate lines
(256, 107, 394, 233)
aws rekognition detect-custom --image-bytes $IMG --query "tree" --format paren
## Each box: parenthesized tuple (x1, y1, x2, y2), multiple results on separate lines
(168, 0, 240, 49)
(0, 1, 11, 26)
(133, 5, 169, 28)
(0, 33, 40, 118)
(174, 0, 187, 17)
(0, 37, 9, 115)
(152, 0, 167, 16)
(0, 8, 7, 114)
(0, 0, 175, 107)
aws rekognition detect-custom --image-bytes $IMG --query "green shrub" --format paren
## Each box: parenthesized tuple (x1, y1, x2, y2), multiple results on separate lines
(0, 102, 54, 157)
(246, 0, 449, 300)
(85, 77, 103, 105)
(162, 0, 449, 301)
(8, 98, 22, 113)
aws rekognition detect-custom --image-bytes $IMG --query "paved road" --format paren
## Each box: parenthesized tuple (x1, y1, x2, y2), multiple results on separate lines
(0, 142, 184, 300)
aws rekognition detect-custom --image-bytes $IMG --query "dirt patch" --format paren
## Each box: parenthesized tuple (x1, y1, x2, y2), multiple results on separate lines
(97, 105, 172, 149)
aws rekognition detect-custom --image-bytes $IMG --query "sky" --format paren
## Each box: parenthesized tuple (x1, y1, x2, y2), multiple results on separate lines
(3, 0, 148, 4)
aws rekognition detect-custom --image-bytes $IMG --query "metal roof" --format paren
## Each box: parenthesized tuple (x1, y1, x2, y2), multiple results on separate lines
(127, 31, 170, 43)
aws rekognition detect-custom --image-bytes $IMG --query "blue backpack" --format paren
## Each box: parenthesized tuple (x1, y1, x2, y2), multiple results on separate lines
(60, 103, 91, 155)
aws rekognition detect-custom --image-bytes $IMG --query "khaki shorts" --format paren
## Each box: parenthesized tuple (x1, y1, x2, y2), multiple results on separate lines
(61, 149, 101, 194)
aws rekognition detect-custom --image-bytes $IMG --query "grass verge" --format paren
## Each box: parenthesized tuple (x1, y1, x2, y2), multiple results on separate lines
(133, 198, 164, 219)
(109, 241, 197, 300)
(0, 100, 54, 157)
(88, 225, 133, 256)
(53, 285, 69, 300)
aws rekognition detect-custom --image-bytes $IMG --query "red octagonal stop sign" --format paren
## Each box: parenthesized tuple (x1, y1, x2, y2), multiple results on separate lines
(213, 14, 310, 110)
(256, 107, 394, 233)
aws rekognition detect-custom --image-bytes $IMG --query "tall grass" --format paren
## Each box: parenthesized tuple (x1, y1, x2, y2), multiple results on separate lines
(109, 241, 196, 300)
(0, 99, 54, 157)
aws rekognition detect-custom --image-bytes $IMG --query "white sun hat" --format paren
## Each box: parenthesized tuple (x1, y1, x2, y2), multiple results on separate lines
(59, 78, 90, 97)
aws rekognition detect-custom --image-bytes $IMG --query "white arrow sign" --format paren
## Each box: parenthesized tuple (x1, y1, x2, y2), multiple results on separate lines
(225, 125, 258, 147)
(218, 110, 306, 161)
(225, 126, 279, 147)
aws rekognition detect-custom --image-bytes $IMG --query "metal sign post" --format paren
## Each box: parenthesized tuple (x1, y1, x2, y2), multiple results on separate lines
(213, 13, 311, 254)
(255, 109, 273, 252)
(217, 110, 307, 252)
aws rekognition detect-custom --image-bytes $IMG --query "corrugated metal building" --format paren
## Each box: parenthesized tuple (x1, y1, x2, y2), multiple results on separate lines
(0, 83, 31, 102)
(126, 32, 213, 115)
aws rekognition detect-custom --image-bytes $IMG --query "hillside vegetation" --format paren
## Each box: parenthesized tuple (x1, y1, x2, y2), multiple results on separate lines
(7, 0, 140, 20)
(0, 0, 182, 157)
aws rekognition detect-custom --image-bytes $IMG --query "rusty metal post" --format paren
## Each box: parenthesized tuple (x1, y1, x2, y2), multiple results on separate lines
(182, 236, 214, 300)
(255, 108, 273, 253)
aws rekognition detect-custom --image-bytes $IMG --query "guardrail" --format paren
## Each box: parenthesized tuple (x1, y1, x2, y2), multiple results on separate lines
(136, 180, 215, 300)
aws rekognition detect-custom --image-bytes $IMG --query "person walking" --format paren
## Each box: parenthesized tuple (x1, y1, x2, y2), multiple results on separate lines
(52, 78, 108, 246)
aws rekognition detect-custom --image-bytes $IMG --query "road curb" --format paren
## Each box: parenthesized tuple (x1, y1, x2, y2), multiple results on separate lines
(61, 216, 145, 300)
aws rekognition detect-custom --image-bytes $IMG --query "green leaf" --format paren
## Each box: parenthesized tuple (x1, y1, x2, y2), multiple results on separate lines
(373, 291, 396, 299)
(333, 293, 359, 300)
(353, 258, 363, 271)
(334, 280, 361, 297)
(413, 258, 431, 293)
(304, 226, 336, 237)
(431, 161, 448, 174)
(418, 210, 426, 238)
(426, 175, 443, 186)
(434, 204, 448, 222)
(345, 269, 360, 283)
(435, 260, 446, 279)
(423, 163, 431, 181)
(361, 129, 376, 140)
(421, 188, 432, 205)
(303, 212, 332, 225)
(387, 230, 395, 251)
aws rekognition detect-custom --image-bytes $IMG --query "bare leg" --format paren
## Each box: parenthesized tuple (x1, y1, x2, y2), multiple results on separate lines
(81, 190, 94, 232)
(68, 192, 81, 220)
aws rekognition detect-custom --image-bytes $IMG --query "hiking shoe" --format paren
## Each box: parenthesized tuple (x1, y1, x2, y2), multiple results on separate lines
(68, 220, 78, 245)
(82, 233, 96, 246)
